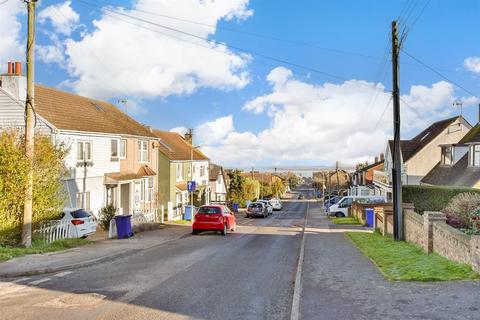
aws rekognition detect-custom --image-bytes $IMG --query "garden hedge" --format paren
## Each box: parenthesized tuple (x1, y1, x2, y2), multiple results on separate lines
(403, 185, 480, 214)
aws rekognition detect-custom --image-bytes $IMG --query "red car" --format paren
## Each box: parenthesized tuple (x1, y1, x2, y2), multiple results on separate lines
(192, 205, 236, 235)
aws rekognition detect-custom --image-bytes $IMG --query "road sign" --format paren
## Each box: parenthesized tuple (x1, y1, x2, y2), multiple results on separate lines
(187, 181, 196, 192)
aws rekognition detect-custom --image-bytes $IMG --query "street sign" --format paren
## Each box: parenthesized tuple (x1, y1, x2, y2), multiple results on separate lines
(187, 181, 196, 192)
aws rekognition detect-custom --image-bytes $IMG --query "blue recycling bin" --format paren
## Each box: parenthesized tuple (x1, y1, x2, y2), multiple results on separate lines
(365, 208, 374, 227)
(233, 203, 239, 213)
(114, 215, 133, 239)
(184, 205, 195, 221)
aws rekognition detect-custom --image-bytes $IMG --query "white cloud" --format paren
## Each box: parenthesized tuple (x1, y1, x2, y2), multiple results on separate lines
(464, 56, 480, 74)
(196, 115, 234, 145)
(0, 1, 24, 68)
(201, 67, 476, 166)
(64, 0, 252, 100)
(170, 126, 188, 136)
(39, 1, 80, 36)
(37, 45, 65, 64)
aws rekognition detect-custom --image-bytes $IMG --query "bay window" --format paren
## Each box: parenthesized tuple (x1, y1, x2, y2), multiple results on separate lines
(441, 146, 453, 165)
(470, 145, 480, 167)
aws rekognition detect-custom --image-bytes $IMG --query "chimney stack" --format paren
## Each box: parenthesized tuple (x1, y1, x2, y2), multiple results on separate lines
(7, 62, 13, 74)
(14, 62, 22, 75)
(374, 156, 379, 163)
(0, 61, 27, 101)
(185, 128, 193, 145)
(380, 153, 385, 161)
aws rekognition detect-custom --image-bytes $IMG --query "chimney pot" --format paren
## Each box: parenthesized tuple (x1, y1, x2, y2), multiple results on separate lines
(14, 62, 21, 75)
(7, 62, 13, 74)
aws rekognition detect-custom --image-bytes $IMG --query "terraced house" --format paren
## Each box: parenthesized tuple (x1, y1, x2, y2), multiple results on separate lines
(153, 130, 210, 220)
(0, 62, 160, 217)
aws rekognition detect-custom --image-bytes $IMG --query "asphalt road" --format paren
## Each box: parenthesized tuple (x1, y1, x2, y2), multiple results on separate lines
(0, 199, 309, 320)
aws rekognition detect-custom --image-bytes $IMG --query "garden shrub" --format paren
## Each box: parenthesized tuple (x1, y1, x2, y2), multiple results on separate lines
(443, 193, 480, 229)
(0, 130, 67, 245)
(402, 185, 480, 214)
(99, 204, 117, 231)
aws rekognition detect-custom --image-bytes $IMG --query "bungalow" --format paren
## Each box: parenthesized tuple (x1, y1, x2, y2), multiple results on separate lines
(422, 122, 480, 188)
(373, 116, 472, 200)
(153, 130, 210, 220)
(0, 62, 160, 217)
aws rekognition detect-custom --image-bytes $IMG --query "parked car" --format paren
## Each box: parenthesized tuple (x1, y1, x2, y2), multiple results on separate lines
(246, 202, 268, 218)
(269, 198, 283, 211)
(60, 208, 97, 239)
(328, 196, 386, 217)
(192, 205, 236, 235)
(298, 194, 305, 200)
(256, 200, 273, 215)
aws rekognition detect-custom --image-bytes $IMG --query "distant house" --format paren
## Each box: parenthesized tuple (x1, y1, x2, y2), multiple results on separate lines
(373, 116, 472, 200)
(0, 62, 160, 217)
(350, 156, 384, 196)
(313, 169, 350, 191)
(209, 164, 227, 203)
(422, 122, 480, 188)
(153, 130, 210, 220)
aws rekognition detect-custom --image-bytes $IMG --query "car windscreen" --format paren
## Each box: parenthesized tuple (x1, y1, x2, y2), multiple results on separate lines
(249, 203, 263, 208)
(71, 209, 90, 218)
(197, 207, 221, 214)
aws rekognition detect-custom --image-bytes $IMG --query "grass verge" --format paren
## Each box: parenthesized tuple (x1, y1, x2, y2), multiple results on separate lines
(0, 238, 89, 263)
(332, 217, 361, 225)
(346, 231, 479, 281)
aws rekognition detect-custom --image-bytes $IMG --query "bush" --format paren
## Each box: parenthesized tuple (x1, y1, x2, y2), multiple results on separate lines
(99, 204, 117, 231)
(402, 185, 480, 214)
(443, 193, 480, 229)
(0, 130, 67, 245)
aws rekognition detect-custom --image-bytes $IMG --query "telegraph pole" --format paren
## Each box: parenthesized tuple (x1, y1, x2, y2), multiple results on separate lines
(391, 21, 403, 241)
(21, 0, 37, 248)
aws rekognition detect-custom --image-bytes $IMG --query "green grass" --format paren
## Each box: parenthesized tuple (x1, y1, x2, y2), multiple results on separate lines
(169, 220, 192, 225)
(346, 231, 479, 281)
(332, 217, 361, 225)
(0, 238, 89, 263)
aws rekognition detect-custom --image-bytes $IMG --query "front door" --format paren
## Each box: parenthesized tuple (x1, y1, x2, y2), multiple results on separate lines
(121, 183, 130, 214)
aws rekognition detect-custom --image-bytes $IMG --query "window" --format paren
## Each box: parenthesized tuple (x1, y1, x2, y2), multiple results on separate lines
(138, 140, 149, 163)
(176, 163, 183, 181)
(200, 165, 205, 177)
(193, 164, 196, 174)
(146, 178, 154, 202)
(140, 179, 145, 201)
(441, 146, 453, 165)
(111, 139, 119, 160)
(119, 139, 127, 159)
(77, 141, 92, 162)
(470, 145, 480, 167)
(76, 192, 91, 211)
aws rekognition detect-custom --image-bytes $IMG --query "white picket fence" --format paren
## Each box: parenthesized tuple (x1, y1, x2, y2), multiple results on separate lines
(35, 220, 76, 243)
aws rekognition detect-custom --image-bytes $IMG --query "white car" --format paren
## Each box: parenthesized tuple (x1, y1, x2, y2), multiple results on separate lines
(61, 208, 98, 238)
(256, 200, 273, 215)
(328, 196, 386, 217)
(269, 199, 283, 211)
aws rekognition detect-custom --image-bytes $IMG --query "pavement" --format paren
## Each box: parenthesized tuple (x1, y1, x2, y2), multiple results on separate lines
(0, 224, 191, 277)
(1, 194, 479, 319)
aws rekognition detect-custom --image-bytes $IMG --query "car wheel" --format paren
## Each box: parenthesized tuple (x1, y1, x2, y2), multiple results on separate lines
(335, 212, 345, 218)
(81, 235, 88, 239)
(192, 229, 198, 235)
(246, 214, 250, 218)
(231, 222, 236, 232)
(221, 224, 227, 236)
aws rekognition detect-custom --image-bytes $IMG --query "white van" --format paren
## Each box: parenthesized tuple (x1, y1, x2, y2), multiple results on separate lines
(328, 196, 386, 217)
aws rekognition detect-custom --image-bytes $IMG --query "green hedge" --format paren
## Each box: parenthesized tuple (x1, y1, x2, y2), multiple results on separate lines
(403, 185, 480, 214)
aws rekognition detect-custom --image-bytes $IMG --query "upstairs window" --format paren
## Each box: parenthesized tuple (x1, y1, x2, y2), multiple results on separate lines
(176, 163, 183, 181)
(111, 139, 119, 160)
(441, 146, 453, 165)
(77, 141, 92, 162)
(200, 165, 205, 177)
(138, 140, 149, 163)
(119, 139, 127, 159)
(470, 145, 480, 167)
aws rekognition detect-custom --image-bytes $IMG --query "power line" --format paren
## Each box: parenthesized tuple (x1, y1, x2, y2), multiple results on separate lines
(0, 0, 9, 6)
(402, 49, 477, 97)
(373, 96, 393, 130)
(77, 0, 388, 91)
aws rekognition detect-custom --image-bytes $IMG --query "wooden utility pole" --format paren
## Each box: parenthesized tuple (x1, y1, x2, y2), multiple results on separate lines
(21, 0, 37, 247)
(391, 21, 403, 241)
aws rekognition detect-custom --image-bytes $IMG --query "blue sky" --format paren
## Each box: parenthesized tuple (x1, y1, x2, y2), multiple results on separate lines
(1, 0, 479, 166)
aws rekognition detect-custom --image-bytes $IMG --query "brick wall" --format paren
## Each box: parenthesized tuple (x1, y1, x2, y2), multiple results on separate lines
(403, 209, 424, 248)
(432, 222, 471, 265)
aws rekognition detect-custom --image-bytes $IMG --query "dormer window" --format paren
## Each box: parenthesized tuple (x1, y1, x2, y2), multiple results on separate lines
(469, 145, 480, 167)
(441, 146, 453, 165)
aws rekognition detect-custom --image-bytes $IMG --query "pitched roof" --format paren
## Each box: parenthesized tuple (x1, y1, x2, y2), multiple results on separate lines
(357, 160, 384, 172)
(388, 116, 462, 162)
(152, 130, 209, 161)
(34, 85, 156, 137)
(209, 163, 222, 181)
(104, 165, 156, 182)
(421, 154, 480, 187)
(459, 122, 480, 144)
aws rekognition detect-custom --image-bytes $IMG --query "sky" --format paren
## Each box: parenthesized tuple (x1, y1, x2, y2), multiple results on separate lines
(1, 0, 479, 167)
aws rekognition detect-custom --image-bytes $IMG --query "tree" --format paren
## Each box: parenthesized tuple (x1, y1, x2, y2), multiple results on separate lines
(243, 177, 260, 201)
(227, 170, 246, 205)
(286, 173, 301, 189)
(271, 179, 286, 197)
(0, 130, 67, 245)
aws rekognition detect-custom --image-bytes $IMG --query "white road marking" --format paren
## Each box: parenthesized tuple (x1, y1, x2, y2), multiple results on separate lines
(28, 278, 51, 285)
(54, 271, 73, 278)
(11, 277, 31, 284)
(290, 201, 309, 320)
